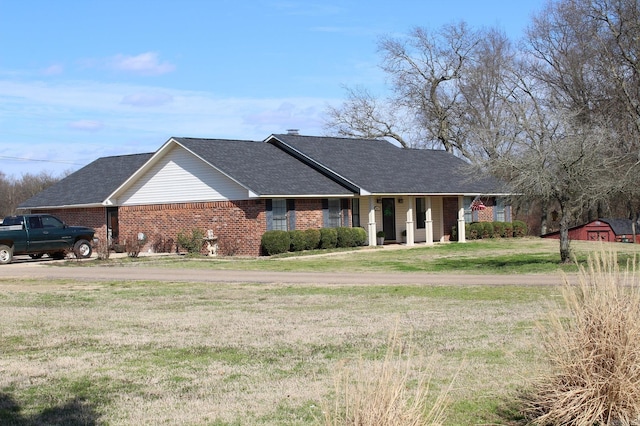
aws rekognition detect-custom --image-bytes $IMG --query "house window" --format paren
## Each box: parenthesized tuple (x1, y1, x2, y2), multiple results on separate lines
(271, 199, 288, 231)
(464, 197, 474, 223)
(416, 198, 426, 229)
(322, 198, 344, 228)
(328, 198, 342, 228)
(352, 198, 360, 228)
(494, 198, 510, 222)
(267, 199, 296, 231)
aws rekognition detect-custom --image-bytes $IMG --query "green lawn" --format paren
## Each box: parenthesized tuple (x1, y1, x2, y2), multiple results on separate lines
(92, 237, 640, 274)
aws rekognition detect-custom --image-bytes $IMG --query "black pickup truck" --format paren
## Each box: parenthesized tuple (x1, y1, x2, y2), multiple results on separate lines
(0, 214, 95, 264)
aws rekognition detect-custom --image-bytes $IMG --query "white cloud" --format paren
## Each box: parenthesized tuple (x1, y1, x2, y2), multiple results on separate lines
(109, 52, 175, 76)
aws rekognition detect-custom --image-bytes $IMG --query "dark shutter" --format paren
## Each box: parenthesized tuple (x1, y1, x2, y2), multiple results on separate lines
(322, 199, 329, 227)
(287, 199, 296, 230)
(266, 199, 273, 231)
(341, 199, 349, 227)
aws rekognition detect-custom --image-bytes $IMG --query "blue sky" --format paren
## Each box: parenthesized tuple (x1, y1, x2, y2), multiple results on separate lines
(0, 0, 545, 177)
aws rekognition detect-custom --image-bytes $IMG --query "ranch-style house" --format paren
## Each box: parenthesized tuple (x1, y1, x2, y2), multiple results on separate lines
(19, 132, 511, 256)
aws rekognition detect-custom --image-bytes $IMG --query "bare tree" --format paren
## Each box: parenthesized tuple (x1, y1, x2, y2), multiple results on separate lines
(488, 112, 620, 262)
(458, 28, 520, 161)
(0, 171, 63, 217)
(326, 22, 494, 156)
(324, 86, 416, 148)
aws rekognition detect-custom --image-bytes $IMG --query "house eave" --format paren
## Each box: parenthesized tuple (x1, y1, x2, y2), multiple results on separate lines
(256, 193, 354, 198)
(18, 202, 105, 211)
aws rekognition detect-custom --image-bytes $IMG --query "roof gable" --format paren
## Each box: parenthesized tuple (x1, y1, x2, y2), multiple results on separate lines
(116, 144, 251, 205)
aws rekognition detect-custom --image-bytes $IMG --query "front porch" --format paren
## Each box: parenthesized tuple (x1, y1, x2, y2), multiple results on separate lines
(357, 195, 469, 247)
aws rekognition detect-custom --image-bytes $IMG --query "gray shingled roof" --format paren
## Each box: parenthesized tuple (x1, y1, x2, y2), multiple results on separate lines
(19, 153, 153, 208)
(600, 218, 637, 235)
(267, 134, 506, 194)
(172, 137, 354, 196)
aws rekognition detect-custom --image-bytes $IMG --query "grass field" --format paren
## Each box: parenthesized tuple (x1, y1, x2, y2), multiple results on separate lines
(1, 238, 638, 425)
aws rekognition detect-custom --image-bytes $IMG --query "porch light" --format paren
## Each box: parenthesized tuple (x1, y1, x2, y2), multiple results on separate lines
(376, 198, 382, 204)
(398, 198, 403, 203)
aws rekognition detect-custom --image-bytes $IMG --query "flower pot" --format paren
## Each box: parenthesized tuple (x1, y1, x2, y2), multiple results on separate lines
(377, 237, 385, 245)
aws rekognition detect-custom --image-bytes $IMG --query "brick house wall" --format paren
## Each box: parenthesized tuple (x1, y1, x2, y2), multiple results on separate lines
(31, 198, 351, 257)
(292, 199, 324, 229)
(118, 200, 267, 257)
(476, 197, 496, 222)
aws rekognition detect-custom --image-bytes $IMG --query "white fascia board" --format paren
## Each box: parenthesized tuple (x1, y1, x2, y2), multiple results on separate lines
(20, 203, 104, 210)
(258, 194, 354, 198)
(367, 192, 514, 197)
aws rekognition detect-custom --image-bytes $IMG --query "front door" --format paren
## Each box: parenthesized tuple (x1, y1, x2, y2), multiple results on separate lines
(382, 198, 396, 240)
(106, 207, 119, 246)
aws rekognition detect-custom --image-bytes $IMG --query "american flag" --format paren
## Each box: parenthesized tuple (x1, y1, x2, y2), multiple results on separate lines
(470, 199, 486, 211)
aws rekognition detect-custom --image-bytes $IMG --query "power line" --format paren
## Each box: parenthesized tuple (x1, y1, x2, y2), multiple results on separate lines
(0, 155, 85, 166)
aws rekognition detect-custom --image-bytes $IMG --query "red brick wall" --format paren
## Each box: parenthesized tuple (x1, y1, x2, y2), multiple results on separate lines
(118, 200, 267, 257)
(476, 198, 496, 222)
(293, 199, 324, 229)
(32, 208, 106, 241)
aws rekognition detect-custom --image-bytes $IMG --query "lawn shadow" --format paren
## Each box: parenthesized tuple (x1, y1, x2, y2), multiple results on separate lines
(0, 393, 99, 426)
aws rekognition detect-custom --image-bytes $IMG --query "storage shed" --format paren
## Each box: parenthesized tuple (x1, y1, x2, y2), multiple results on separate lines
(542, 218, 639, 243)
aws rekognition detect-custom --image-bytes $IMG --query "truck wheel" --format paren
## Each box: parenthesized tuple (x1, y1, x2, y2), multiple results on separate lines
(0, 244, 13, 264)
(74, 239, 92, 258)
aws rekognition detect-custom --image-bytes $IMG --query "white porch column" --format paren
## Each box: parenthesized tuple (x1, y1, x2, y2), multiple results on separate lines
(405, 197, 415, 246)
(425, 196, 434, 245)
(457, 195, 466, 243)
(368, 196, 377, 246)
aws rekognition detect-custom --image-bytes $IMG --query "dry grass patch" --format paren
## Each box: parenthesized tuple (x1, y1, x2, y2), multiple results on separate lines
(526, 250, 640, 425)
(323, 326, 451, 426)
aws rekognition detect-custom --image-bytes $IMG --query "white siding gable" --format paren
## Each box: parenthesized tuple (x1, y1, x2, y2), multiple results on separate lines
(118, 146, 249, 205)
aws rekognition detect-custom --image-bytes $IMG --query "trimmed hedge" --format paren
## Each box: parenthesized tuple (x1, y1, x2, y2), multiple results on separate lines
(261, 227, 369, 255)
(261, 230, 290, 255)
(319, 228, 338, 249)
(289, 230, 308, 252)
(303, 228, 321, 250)
(452, 221, 529, 241)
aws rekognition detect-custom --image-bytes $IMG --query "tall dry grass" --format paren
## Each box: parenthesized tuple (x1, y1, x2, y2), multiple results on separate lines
(526, 250, 640, 425)
(323, 326, 451, 426)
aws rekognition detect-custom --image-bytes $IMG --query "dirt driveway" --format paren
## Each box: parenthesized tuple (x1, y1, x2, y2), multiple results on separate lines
(1, 256, 567, 286)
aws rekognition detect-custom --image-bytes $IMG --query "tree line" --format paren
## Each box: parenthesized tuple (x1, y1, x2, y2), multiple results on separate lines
(0, 171, 62, 218)
(325, 0, 640, 262)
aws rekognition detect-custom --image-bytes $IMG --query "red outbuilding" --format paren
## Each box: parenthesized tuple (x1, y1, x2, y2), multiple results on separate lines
(542, 218, 639, 243)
